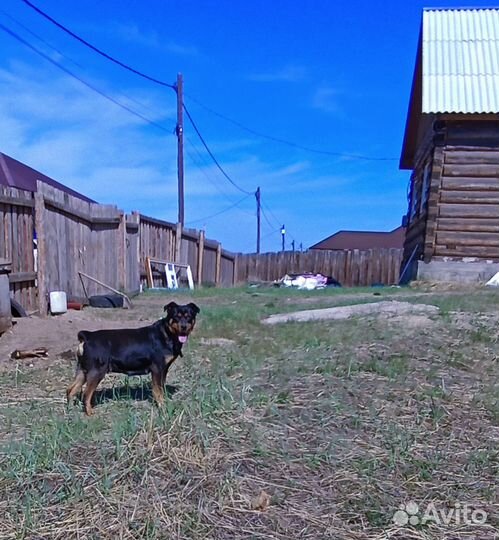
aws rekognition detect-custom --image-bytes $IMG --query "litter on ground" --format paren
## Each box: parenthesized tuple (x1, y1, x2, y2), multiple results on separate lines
(275, 273, 341, 290)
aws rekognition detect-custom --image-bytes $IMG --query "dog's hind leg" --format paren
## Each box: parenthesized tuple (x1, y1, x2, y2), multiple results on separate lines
(66, 369, 86, 404)
(151, 368, 165, 406)
(82, 369, 104, 416)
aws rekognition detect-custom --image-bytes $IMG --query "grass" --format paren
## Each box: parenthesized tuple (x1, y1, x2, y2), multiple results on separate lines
(0, 284, 498, 539)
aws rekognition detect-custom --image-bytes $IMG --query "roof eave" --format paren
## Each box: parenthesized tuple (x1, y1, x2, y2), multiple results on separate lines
(400, 26, 423, 170)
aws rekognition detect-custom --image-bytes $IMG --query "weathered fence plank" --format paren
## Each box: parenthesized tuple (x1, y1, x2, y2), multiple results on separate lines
(0, 186, 36, 311)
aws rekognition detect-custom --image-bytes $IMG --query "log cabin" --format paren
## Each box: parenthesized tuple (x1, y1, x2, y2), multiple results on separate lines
(400, 7, 499, 283)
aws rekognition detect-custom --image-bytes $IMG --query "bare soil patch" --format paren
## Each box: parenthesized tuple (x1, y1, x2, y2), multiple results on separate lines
(0, 287, 497, 540)
(261, 300, 439, 324)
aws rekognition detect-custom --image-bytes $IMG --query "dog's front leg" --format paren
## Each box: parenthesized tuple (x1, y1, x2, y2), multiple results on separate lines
(163, 355, 178, 381)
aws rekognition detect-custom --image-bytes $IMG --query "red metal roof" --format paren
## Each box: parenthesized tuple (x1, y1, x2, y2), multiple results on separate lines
(310, 226, 406, 250)
(0, 152, 94, 203)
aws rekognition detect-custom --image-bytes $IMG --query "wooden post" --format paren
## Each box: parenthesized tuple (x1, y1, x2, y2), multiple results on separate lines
(175, 222, 183, 263)
(233, 254, 238, 286)
(34, 191, 48, 316)
(215, 242, 222, 287)
(175, 73, 185, 226)
(256, 187, 261, 253)
(118, 212, 126, 292)
(197, 229, 205, 286)
(0, 259, 12, 333)
(130, 211, 141, 292)
(145, 256, 154, 289)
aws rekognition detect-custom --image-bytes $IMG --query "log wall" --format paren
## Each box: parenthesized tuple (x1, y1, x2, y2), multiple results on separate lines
(403, 119, 499, 266)
(402, 118, 438, 269)
(434, 120, 499, 260)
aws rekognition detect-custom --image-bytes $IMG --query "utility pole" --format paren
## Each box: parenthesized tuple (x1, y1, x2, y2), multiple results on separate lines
(255, 187, 261, 254)
(291, 240, 295, 252)
(175, 73, 184, 226)
(281, 224, 285, 251)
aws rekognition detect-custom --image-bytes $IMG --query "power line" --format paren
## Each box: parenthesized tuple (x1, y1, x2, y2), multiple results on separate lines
(185, 93, 398, 162)
(0, 8, 83, 69)
(6, 8, 257, 227)
(10, 1, 270, 245)
(20, 0, 176, 89)
(185, 136, 256, 217)
(184, 137, 233, 201)
(1, 9, 176, 123)
(20, 0, 397, 163)
(183, 103, 253, 195)
(185, 193, 253, 226)
(185, 137, 248, 205)
(260, 197, 297, 244)
(260, 205, 276, 230)
(0, 22, 174, 134)
(260, 199, 281, 228)
(241, 224, 281, 253)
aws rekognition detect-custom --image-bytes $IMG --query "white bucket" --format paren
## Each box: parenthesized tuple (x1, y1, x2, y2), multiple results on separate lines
(49, 291, 67, 314)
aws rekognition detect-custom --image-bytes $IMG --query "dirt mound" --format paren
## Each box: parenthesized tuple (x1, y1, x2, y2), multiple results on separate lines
(261, 300, 439, 325)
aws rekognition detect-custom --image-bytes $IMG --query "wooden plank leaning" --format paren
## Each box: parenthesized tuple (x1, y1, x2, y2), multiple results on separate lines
(78, 271, 133, 309)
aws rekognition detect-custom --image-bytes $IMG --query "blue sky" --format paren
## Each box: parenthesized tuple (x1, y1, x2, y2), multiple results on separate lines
(1, 0, 498, 253)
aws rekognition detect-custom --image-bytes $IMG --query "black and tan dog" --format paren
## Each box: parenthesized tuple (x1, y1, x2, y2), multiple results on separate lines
(67, 301, 200, 415)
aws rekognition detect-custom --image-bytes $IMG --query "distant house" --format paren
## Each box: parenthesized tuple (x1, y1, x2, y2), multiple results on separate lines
(400, 8, 499, 282)
(0, 152, 93, 203)
(310, 226, 405, 250)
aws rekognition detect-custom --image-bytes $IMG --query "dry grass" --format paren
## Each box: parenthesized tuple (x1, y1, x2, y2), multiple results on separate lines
(0, 285, 497, 539)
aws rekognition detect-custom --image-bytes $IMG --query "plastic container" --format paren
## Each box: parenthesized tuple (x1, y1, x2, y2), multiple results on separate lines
(49, 291, 67, 314)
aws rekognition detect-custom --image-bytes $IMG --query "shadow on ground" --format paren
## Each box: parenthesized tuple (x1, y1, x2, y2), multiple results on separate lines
(69, 383, 179, 411)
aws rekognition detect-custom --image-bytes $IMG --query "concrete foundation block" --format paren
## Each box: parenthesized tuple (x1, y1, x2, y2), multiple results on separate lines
(417, 260, 499, 283)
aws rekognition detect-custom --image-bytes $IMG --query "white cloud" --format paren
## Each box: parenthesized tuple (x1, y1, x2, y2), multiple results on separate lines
(108, 23, 199, 57)
(312, 85, 341, 114)
(0, 63, 178, 199)
(0, 61, 394, 253)
(248, 64, 307, 83)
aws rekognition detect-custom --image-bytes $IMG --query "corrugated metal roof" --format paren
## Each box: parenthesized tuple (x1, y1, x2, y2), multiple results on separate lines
(422, 8, 499, 113)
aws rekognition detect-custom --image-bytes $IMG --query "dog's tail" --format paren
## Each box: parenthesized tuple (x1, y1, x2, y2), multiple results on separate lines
(76, 331, 90, 358)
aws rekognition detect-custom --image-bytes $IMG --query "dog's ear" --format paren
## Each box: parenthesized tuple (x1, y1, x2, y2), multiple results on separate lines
(187, 302, 200, 315)
(164, 301, 178, 314)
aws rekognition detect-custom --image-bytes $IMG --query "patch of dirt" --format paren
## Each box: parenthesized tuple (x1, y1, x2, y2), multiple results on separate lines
(409, 280, 484, 292)
(388, 314, 435, 328)
(0, 307, 155, 371)
(261, 300, 439, 325)
(199, 337, 236, 347)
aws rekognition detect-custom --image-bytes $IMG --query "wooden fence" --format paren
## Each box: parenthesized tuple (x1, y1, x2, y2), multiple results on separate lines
(1, 181, 404, 315)
(139, 215, 236, 288)
(35, 182, 142, 315)
(236, 248, 404, 287)
(0, 185, 36, 311)
(1, 182, 237, 314)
